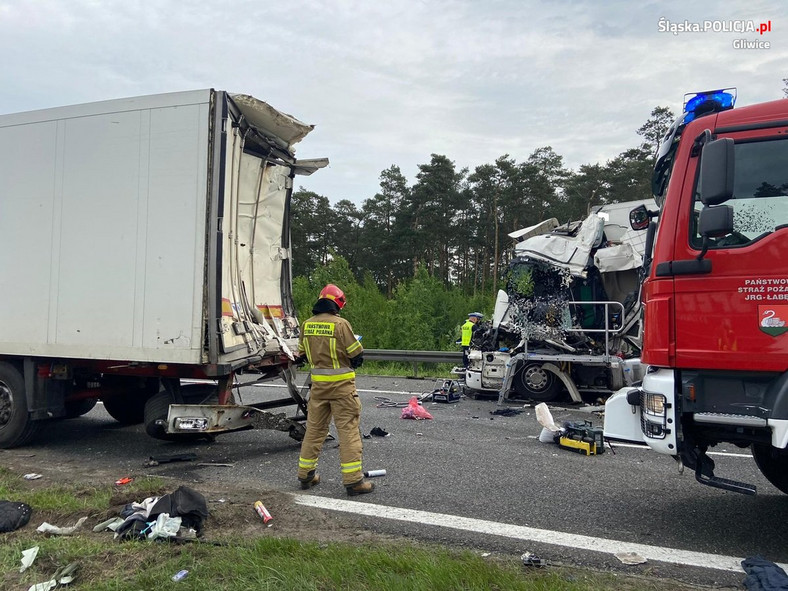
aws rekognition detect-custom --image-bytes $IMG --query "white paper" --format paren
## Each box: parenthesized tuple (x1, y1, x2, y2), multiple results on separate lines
(20, 546, 39, 572)
(36, 516, 88, 535)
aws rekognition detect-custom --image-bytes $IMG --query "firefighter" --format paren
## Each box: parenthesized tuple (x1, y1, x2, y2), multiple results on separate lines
(461, 312, 483, 368)
(295, 284, 374, 496)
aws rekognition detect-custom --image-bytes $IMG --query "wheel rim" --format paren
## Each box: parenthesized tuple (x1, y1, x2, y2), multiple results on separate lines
(0, 381, 13, 427)
(522, 365, 550, 392)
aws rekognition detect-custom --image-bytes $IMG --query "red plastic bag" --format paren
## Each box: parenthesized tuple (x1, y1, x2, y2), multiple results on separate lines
(401, 396, 433, 420)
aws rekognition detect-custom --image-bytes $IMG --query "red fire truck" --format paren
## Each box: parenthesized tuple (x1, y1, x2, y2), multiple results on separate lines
(604, 89, 788, 495)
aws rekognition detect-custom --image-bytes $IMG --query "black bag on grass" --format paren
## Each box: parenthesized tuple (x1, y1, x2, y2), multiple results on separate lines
(0, 500, 32, 532)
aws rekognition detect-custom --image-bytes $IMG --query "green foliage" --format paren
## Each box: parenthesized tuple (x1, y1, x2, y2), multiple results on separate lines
(292, 256, 495, 353)
(387, 267, 451, 350)
(514, 267, 534, 297)
(287, 108, 673, 352)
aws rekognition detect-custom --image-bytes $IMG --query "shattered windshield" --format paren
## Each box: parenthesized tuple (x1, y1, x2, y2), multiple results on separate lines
(503, 260, 573, 343)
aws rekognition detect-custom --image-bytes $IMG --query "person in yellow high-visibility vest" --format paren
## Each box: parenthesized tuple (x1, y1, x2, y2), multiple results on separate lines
(295, 284, 374, 496)
(461, 312, 483, 368)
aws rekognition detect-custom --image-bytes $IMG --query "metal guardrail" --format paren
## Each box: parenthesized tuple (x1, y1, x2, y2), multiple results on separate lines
(363, 349, 462, 377)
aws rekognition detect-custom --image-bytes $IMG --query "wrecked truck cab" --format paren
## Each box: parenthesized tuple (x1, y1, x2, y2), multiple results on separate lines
(464, 200, 655, 404)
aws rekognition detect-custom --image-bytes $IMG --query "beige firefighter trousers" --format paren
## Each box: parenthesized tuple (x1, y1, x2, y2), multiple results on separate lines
(297, 385, 364, 486)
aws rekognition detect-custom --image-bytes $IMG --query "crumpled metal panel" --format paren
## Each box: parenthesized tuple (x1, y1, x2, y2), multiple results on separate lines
(229, 94, 314, 150)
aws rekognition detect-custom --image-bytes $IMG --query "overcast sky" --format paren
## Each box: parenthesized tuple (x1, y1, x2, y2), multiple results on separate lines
(1, 0, 786, 205)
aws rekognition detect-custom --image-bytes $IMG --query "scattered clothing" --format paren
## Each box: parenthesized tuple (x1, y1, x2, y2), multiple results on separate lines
(742, 556, 788, 590)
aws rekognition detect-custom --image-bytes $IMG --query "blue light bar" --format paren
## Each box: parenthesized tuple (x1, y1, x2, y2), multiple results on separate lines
(683, 88, 737, 123)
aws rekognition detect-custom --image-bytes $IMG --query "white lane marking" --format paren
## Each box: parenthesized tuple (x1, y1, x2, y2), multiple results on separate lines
(295, 496, 783, 573)
(610, 441, 752, 458)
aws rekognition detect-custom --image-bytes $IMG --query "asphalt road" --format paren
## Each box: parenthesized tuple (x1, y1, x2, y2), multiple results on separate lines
(5, 373, 788, 588)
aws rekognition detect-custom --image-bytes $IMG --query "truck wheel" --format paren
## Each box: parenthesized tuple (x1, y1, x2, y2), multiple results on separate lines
(64, 398, 98, 418)
(514, 363, 562, 402)
(752, 444, 788, 494)
(101, 377, 159, 425)
(144, 384, 218, 442)
(0, 362, 39, 448)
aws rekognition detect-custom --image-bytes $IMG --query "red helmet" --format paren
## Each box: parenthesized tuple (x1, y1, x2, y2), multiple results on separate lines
(319, 284, 346, 309)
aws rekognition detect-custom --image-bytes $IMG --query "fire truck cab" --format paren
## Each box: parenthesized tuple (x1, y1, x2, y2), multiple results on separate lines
(604, 89, 788, 495)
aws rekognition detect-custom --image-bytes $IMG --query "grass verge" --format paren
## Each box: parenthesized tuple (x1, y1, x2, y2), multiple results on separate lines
(0, 467, 707, 590)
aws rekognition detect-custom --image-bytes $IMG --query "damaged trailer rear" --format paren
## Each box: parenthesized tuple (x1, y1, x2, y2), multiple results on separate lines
(0, 89, 326, 447)
(463, 199, 656, 404)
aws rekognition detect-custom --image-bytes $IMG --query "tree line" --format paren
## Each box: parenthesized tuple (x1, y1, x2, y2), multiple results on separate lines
(290, 106, 674, 351)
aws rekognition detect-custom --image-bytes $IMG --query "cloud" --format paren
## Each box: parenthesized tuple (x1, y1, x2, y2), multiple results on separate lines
(2, 0, 786, 204)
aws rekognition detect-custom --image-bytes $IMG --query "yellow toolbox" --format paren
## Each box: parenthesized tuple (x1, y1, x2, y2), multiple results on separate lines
(557, 420, 605, 455)
(558, 436, 598, 455)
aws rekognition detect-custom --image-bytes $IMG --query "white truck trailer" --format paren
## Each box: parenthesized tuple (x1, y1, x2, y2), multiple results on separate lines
(0, 89, 326, 447)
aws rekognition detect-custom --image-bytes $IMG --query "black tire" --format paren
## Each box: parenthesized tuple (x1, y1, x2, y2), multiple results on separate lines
(144, 384, 219, 442)
(0, 362, 39, 448)
(64, 398, 98, 419)
(513, 363, 562, 402)
(752, 444, 788, 494)
(101, 377, 159, 425)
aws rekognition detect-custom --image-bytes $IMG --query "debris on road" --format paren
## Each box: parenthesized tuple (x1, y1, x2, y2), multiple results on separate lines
(144, 453, 198, 467)
(28, 561, 79, 590)
(23, 473, 42, 480)
(401, 396, 434, 420)
(172, 569, 189, 582)
(92, 517, 124, 533)
(615, 551, 647, 565)
(254, 501, 273, 523)
(363, 469, 386, 478)
(19, 545, 39, 572)
(535, 403, 561, 443)
(521, 552, 547, 567)
(112, 486, 209, 542)
(0, 500, 32, 532)
(37, 516, 88, 536)
(491, 408, 523, 417)
(114, 477, 133, 486)
(741, 556, 788, 590)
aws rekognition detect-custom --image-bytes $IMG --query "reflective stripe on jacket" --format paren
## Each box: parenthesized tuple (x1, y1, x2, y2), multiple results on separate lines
(299, 312, 363, 384)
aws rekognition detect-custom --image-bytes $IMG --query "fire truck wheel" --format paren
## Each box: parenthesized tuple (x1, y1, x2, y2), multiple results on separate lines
(752, 444, 788, 494)
(0, 362, 39, 448)
(514, 363, 562, 402)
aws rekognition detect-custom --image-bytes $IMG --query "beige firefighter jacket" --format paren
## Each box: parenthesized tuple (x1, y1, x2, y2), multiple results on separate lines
(298, 312, 363, 397)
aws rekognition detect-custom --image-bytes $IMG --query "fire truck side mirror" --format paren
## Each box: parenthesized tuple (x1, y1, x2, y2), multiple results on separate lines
(699, 137, 735, 206)
(699, 204, 734, 238)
